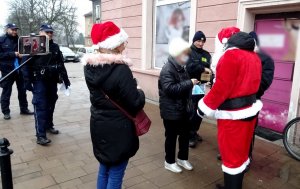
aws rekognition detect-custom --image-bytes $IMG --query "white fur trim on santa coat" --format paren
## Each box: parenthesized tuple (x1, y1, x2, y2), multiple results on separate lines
(198, 98, 216, 118)
(198, 99, 263, 120)
(222, 158, 250, 175)
(214, 100, 263, 120)
(97, 29, 128, 50)
(81, 53, 132, 66)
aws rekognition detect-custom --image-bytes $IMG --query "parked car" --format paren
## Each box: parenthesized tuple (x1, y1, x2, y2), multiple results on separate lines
(77, 46, 98, 58)
(60, 47, 80, 62)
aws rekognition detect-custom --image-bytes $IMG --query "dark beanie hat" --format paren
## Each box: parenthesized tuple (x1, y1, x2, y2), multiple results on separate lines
(249, 31, 259, 46)
(193, 31, 206, 43)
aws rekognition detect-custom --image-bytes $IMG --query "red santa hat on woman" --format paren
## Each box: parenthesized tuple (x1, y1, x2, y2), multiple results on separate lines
(91, 21, 128, 50)
(211, 27, 240, 73)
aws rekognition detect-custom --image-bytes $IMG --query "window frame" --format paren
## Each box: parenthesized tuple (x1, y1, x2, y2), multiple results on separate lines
(95, 5, 101, 21)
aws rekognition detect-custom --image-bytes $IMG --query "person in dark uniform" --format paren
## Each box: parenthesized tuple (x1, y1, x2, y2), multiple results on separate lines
(22, 24, 70, 145)
(186, 31, 212, 148)
(0, 23, 33, 120)
(248, 31, 274, 160)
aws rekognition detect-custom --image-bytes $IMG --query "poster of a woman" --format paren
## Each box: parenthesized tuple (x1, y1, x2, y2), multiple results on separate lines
(155, 1, 191, 68)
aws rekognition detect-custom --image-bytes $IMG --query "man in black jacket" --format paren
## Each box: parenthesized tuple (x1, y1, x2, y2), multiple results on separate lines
(186, 31, 212, 148)
(22, 24, 70, 145)
(248, 31, 275, 159)
(0, 23, 33, 120)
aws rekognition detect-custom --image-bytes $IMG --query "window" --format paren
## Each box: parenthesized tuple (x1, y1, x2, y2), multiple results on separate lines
(95, 5, 101, 22)
(154, 0, 191, 68)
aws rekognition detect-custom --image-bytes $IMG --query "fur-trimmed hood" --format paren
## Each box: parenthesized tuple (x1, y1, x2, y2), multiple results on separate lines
(81, 53, 132, 66)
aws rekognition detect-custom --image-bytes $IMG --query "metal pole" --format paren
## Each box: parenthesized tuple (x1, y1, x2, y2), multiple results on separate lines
(0, 138, 14, 189)
(0, 57, 32, 84)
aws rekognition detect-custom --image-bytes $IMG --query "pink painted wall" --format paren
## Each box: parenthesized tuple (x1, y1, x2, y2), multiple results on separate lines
(101, 0, 143, 68)
(196, 0, 238, 52)
(100, 0, 239, 101)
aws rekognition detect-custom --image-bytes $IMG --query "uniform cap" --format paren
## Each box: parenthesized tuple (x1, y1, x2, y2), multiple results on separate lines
(5, 23, 19, 29)
(40, 24, 54, 32)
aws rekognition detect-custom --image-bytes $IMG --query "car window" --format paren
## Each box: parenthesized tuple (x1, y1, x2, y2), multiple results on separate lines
(60, 47, 74, 53)
(82, 48, 87, 53)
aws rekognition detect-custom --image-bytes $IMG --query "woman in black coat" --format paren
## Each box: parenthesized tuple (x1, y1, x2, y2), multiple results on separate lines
(159, 38, 199, 173)
(83, 22, 145, 189)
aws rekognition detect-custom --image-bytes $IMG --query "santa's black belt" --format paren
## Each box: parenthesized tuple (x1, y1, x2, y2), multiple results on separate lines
(218, 94, 256, 110)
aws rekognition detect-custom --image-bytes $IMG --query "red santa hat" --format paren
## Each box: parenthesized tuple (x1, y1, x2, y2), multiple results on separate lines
(91, 21, 128, 50)
(217, 27, 240, 44)
(211, 27, 240, 73)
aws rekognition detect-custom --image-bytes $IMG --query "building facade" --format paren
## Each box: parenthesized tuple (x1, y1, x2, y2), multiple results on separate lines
(91, 0, 101, 23)
(100, 0, 300, 133)
(84, 12, 93, 46)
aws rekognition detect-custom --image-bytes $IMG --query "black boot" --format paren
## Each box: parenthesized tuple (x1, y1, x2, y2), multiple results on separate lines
(224, 172, 244, 189)
(4, 113, 11, 120)
(47, 127, 59, 135)
(20, 109, 34, 115)
(37, 137, 51, 145)
(216, 172, 244, 189)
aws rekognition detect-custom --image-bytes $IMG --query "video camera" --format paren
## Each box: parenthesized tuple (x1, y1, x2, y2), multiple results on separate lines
(18, 34, 49, 55)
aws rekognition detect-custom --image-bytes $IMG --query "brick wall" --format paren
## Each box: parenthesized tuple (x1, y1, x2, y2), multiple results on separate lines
(196, 0, 238, 53)
(101, 0, 143, 69)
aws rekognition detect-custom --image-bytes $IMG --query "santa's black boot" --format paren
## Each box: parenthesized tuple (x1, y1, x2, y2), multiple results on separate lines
(216, 172, 244, 189)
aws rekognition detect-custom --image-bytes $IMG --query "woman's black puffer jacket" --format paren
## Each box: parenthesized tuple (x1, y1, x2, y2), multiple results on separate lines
(83, 53, 145, 165)
(159, 56, 193, 120)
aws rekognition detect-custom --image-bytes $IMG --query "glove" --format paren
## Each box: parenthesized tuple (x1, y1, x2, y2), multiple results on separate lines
(63, 77, 71, 89)
(24, 80, 33, 91)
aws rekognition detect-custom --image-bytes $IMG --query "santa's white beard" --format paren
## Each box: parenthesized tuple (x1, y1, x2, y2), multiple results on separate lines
(211, 49, 224, 73)
(211, 37, 225, 73)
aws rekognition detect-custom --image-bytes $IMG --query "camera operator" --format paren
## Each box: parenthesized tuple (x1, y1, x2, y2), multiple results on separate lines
(22, 24, 70, 145)
(0, 23, 33, 120)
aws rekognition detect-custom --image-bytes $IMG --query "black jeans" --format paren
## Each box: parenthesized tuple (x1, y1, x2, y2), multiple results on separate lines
(0, 72, 28, 114)
(189, 95, 204, 139)
(163, 119, 190, 164)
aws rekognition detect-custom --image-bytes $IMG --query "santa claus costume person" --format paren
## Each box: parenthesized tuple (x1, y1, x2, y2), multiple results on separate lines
(198, 27, 262, 189)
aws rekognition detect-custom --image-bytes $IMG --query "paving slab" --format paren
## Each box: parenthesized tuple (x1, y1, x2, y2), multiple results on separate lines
(0, 63, 299, 189)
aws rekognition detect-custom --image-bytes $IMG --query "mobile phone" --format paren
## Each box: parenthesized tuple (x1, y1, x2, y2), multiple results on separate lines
(18, 35, 49, 55)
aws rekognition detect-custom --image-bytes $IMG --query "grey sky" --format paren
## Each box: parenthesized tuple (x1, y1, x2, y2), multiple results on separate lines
(0, 0, 92, 34)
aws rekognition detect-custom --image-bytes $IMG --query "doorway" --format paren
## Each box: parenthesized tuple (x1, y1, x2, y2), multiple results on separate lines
(255, 12, 300, 133)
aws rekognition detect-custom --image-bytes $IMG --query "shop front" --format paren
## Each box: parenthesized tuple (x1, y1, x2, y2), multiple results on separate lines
(100, 0, 300, 132)
(237, 0, 300, 135)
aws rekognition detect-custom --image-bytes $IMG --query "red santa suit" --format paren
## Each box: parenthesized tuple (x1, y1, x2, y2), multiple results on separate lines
(198, 28, 262, 176)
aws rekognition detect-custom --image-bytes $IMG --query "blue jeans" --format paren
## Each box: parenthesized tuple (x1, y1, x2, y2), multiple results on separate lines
(97, 160, 128, 189)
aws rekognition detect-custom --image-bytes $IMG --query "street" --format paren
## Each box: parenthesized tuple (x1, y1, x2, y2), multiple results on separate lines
(0, 63, 299, 189)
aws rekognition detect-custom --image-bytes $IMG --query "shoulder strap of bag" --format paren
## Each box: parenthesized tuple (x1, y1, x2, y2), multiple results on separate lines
(100, 89, 134, 121)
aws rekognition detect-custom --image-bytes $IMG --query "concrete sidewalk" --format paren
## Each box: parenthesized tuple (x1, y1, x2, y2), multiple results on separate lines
(0, 63, 299, 189)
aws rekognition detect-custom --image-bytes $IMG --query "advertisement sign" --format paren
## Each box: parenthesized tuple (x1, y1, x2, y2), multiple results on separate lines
(154, 0, 191, 68)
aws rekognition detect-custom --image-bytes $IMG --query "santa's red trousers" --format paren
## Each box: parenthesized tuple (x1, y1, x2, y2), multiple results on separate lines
(217, 118, 257, 175)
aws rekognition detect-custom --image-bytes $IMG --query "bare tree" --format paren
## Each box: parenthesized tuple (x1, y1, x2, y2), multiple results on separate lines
(60, 7, 79, 47)
(7, 0, 79, 45)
